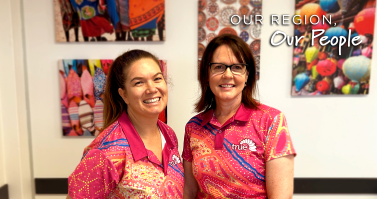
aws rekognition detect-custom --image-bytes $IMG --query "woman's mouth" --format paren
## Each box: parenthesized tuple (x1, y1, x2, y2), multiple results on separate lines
(143, 97, 160, 104)
(219, 84, 235, 88)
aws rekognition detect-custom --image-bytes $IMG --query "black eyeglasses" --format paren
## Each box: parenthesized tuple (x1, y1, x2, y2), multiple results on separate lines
(209, 63, 248, 75)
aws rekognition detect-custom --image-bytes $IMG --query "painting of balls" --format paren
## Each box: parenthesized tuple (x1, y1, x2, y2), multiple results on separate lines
(59, 59, 168, 136)
(292, 0, 374, 96)
(54, 0, 165, 42)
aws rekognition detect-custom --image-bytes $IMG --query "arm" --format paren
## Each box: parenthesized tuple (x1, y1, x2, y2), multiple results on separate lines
(265, 154, 295, 199)
(66, 196, 72, 199)
(67, 149, 119, 198)
(183, 160, 199, 199)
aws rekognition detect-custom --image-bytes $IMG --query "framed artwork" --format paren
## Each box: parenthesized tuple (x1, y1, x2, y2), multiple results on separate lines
(54, 0, 165, 42)
(198, 0, 262, 80)
(59, 59, 168, 136)
(292, 0, 374, 96)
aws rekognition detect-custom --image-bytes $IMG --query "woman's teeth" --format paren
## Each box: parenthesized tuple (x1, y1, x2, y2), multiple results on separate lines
(144, 97, 160, 103)
(220, 85, 234, 88)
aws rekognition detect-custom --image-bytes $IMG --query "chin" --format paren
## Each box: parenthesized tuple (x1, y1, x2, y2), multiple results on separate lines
(217, 94, 241, 102)
(145, 107, 165, 116)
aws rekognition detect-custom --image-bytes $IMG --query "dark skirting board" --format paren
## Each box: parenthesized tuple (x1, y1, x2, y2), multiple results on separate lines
(0, 184, 9, 199)
(35, 178, 68, 194)
(294, 178, 377, 194)
(34, 178, 377, 194)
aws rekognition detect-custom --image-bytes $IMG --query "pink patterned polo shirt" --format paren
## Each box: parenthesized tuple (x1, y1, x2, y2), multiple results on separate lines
(182, 103, 296, 198)
(68, 112, 184, 198)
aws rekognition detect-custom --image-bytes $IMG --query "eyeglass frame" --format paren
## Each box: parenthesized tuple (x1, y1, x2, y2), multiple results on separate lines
(208, 62, 249, 75)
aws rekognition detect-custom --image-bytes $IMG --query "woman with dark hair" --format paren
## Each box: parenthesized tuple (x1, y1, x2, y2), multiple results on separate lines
(182, 34, 296, 199)
(67, 50, 184, 198)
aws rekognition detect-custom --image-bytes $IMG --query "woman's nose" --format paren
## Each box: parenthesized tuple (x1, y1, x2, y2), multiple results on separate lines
(146, 81, 158, 93)
(222, 67, 233, 78)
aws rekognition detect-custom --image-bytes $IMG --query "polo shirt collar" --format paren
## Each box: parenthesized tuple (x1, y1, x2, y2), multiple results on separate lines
(200, 103, 252, 126)
(118, 111, 175, 162)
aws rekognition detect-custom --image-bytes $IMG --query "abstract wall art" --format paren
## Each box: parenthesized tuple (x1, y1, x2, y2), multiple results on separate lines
(292, 0, 374, 96)
(198, 0, 262, 80)
(55, 0, 165, 42)
(59, 59, 167, 136)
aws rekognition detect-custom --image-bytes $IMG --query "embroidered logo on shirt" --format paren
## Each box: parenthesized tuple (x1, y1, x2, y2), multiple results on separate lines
(231, 139, 257, 151)
(169, 154, 181, 166)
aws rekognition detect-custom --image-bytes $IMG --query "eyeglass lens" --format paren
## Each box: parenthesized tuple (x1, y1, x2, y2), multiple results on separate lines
(211, 63, 246, 75)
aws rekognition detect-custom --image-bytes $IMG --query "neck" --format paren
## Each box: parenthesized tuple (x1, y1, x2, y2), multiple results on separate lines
(214, 96, 242, 118)
(127, 109, 159, 140)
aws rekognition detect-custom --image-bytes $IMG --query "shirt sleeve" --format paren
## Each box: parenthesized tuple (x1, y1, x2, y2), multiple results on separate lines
(182, 124, 193, 162)
(264, 113, 296, 162)
(68, 149, 119, 198)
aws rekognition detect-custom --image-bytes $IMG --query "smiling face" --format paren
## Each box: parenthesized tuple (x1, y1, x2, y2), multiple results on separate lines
(209, 45, 248, 106)
(118, 58, 167, 119)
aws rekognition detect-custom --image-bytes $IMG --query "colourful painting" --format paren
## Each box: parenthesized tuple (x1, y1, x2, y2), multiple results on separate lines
(59, 59, 168, 136)
(54, 0, 165, 42)
(198, 0, 262, 80)
(292, 0, 374, 96)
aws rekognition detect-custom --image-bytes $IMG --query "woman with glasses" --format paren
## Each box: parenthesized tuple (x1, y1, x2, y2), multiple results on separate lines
(182, 34, 296, 199)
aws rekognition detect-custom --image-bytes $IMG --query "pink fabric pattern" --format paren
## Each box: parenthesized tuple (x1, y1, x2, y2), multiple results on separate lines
(182, 104, 296, 198)
(67, 69, 82, 101)
(81, 69, 95, 108)
(60, 72, 69, 108)
(68, 112, 184, 198)
(100, 59, 113, 75)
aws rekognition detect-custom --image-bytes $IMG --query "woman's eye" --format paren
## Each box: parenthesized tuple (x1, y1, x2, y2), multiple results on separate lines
(135, 81, 142, 85)
(155, 77, 162, 81)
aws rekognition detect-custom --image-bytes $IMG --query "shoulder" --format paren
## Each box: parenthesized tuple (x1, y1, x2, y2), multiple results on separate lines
(83, 120, 128, 157)
(246, 103, 286, 133)
(185, 112, 205, 127)
(251, 103, 284, 121)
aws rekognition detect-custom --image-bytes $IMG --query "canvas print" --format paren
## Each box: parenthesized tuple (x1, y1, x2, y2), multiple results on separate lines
(198, 0, 262, 80)
(292, 0, 374, 96)
(59, 59, 168, 136)
(54, 0, 165, 42)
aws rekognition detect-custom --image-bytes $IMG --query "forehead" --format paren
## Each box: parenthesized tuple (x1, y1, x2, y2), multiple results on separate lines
(127, 58, 161, 78)
(212, 45, 239, 64)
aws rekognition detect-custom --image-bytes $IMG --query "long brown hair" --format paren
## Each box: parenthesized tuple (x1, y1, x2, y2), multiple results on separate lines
(102, 50, 160, 130)
(195, 34, 259, 113)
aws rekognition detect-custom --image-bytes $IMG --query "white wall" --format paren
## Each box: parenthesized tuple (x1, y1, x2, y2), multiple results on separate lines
(0, 107, 5, 187)
(0, 0, 13, 189)
(15, 0, 377, 198)
(261, 0, 377, 178)
(0, 0, 33, 198)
